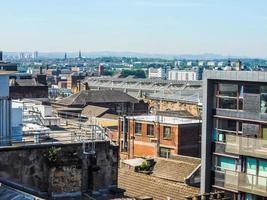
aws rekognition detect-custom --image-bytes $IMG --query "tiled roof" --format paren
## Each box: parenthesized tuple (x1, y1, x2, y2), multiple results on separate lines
(55, 90, 139, 106)
(81, 105, 109, 117)
(118, 168, 199, 200)
(152, 157, 200, 183)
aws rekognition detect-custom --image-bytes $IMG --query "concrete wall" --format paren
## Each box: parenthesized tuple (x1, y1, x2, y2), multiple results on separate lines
(0, 142, 118, 198)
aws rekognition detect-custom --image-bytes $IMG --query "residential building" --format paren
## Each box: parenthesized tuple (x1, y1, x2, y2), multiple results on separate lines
(168, 69, 200, 81)
(118, 114, 201, 159)
(201, 70, 267, 199)
(148, 67, 167, 79)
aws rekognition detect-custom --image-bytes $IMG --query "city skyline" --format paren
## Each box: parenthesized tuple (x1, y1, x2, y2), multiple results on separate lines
(1, 0, 267, 58)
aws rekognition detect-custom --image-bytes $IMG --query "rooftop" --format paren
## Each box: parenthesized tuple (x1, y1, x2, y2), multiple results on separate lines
(118, 165, 199, 199)
(55, 90, 139, 106)
(127, 115, 201, 125)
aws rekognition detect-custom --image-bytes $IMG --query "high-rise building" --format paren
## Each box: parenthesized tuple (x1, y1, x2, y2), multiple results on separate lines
(64, 52, 67, 60)
(33, 51, 38, 60)
(201, 70, 267, 199)
(78, 50, 82, 59)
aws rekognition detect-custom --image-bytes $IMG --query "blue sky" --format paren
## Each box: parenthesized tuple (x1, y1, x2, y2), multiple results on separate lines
(1, 0, 267, 58)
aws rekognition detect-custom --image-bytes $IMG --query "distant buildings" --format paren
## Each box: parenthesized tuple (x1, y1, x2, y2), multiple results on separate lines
(201, 70, 267, 199)
(148, 67, 168, 79)
(168, 68, 203, 81)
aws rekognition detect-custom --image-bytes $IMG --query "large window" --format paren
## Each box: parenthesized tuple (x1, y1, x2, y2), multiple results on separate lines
(218, 84, 238, 97)
(217, 119, 237, 132)
(135, 123, 142, 135)
(160, 147, 171, 158)
(261, 86, 267, 113)
(215, 156, 236, 171)
(218, 98, 237, 109)
(163, 126, 171, 139)
(147, 124, 154, 136)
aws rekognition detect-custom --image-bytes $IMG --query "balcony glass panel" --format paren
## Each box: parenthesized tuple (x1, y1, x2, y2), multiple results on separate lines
(225, 135, 267, 159)
(225, 170, 267, 197)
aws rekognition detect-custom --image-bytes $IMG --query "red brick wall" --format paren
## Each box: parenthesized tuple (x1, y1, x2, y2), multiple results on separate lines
(118, 118, 201, 159)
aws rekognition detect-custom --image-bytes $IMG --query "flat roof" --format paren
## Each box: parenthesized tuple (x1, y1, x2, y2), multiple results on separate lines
(127, 115, 201, 125)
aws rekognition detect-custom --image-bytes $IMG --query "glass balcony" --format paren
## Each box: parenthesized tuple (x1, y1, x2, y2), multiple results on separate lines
(225, 135, 267, 159)
(225, 170, 267, 197)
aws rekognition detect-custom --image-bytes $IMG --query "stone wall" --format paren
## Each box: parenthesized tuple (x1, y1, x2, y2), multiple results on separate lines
(147, 99, 200, 116)
(0, 142, 118, 199)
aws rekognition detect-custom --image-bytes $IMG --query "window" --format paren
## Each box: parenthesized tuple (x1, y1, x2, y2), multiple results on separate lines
(217, 119, 237, 132)
(147, 124, 154, 136)
(160, 147, 171, 158)
(218, 84, 238, 97)
(135, 123, 142, 135)
(216, 156, 236, 171)
(163, 126, 171, 138)
(260, 86, 267, 113)
(218, 98, 237, 109)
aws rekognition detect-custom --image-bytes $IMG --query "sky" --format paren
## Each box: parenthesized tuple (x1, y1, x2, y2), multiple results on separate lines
(1, 0, 267, 58)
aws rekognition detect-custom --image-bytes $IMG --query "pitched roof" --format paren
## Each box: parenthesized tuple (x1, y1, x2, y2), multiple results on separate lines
(56, 90, 139, 106)
(118, 168, 199, 200)
(152, 157, 200, 183)
(81, 105, 109, 117)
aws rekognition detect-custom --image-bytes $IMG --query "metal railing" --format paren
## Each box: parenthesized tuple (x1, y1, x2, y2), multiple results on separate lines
(225, 134, 267, 159)
(225, 169, 267, 197)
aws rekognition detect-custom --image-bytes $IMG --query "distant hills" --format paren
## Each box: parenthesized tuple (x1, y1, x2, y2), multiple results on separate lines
(3, 51, 262, 60)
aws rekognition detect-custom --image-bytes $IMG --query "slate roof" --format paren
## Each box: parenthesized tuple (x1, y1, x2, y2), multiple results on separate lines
(118, 167, 199, 200)
(56, 90, 139, 106)
(152, 157, 200, 183)
(81, 105, 109, 117)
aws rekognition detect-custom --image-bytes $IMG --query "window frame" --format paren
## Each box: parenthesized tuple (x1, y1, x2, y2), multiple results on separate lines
(135, 122, 142, 135)
(147, 124, 154, 136)
(163, 126, 171, 139)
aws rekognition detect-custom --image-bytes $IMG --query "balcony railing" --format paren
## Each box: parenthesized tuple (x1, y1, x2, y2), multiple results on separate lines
(225, 170, 267, 197)
(225, 135, 267, 159)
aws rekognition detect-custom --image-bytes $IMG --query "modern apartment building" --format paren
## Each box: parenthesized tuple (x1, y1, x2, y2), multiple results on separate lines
(201, 70, 267, 200)
(168, 68, 203, 81)
(148, 67, 168, 79)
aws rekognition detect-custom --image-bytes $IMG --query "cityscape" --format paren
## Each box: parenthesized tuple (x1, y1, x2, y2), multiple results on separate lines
(1, 0, 267, 200)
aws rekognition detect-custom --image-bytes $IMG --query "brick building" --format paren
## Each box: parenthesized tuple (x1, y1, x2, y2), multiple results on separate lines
(118, 115, 201, 159)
